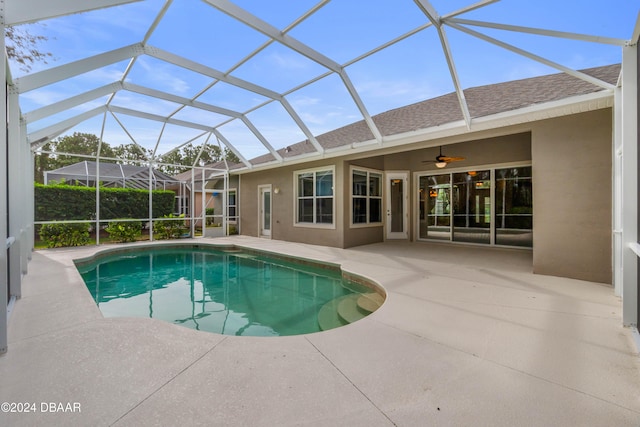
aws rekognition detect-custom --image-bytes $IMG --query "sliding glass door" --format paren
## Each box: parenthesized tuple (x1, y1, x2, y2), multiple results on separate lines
(417, 165, 532, 248)
(419, 174, 450, 240)
(452, 171, 491, 244)
(495, 167, 532, 247)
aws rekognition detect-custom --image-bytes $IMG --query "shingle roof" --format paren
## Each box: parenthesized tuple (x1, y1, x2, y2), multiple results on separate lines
(250, 64, 620, 165)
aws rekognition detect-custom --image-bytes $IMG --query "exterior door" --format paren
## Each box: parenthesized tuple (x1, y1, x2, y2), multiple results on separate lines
(385, 172, 409, 239)
(259, 185, 271, 238)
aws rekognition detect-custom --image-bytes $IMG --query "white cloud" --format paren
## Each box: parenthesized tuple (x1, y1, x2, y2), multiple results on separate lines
(267, 51, 311, 70)
(133, 57, 191, 94)
(290, 96, 320, 108)
(21, 90, 68, 107)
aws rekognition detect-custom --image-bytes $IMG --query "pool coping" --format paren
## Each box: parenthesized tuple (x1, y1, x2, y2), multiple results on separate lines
(74, 241, 387, 335)
(2, 236, 639, 426)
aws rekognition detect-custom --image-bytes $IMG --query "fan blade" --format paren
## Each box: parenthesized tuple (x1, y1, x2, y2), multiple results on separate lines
(441, 156, 465, 162)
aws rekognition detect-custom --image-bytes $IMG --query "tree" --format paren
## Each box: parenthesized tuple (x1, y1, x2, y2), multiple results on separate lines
(156, 143, 241, 176)
(34, 133, 117, 183)
(33, 132, 244, 183)
(49, 132, 116, 167)
(112, 143, 151, 164)
(5, 24, 53, 72)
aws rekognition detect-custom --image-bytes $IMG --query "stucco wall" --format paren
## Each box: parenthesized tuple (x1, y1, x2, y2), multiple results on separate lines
(532, 109, 612, 284)
(238, 110, 614, 285)
(239, 159, 344, 247)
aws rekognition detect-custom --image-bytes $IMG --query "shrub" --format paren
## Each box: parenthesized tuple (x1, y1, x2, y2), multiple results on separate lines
(205, 208, 215, 226)
(105, 220, 142, 243)
(39, 222, 90, 248)
(153, 214, 186, 240)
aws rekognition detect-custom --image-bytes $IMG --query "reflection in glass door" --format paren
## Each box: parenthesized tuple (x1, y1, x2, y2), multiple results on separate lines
(452, 171, 491, 244)
(386, 173, 408, 239)
(259, 185, 271, 237)
(495, 167, 532, 247)
(419, 174, 451, 240)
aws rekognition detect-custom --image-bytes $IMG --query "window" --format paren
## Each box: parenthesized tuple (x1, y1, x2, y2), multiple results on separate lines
(419, 174, 450, 240)
(351, 168, 382, 225)
(495, 167, 532, 247)
(175, 196, 189, 216)
(227, 189, 237, 221)
(452, 170, 491, 244)
(417, 164, 532, 248)
(295, 167, 334, 225)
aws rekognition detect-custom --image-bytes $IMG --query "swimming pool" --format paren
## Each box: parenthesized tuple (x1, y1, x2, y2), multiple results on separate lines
(76, 245, 384, 336)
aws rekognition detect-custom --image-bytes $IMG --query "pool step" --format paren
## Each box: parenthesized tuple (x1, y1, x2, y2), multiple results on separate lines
(318, 292, 385, 331)
(357, 292, 384, 314)
(337, 294, 368, 324)
(317, 297, 349, 331)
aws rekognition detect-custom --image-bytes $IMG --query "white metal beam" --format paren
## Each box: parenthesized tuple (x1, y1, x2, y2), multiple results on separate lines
(447, 18, 628, 46)
(108, 106, 269, 164)
(413, 0, 440, 24)
(620, 45, 638, 326)
(0, 22, 8, 354)
(614, 86, 624, 298)
(121, 82, 242, 118)
(240, 117, 283, 162)
(4, 0, 142, 26)
(442, 0, 499, 20)
(202, 0, 342, 73)
(211, 130, 252, 169)
(104, 1, 175, 108)
(15, 44, 144, 93)
(159, 131, 209, 161)
(23, 82, 122, 123)
(414, 0, 472, 128)
(446, 21, 617, 91)
(339, 71, 383, 142)
(631, 10, 640, 45)
(108, 105, 216, 132)
(144, 45, 281, 100)
(28, 106, 108, 146)
(107, 110, 151, 160)
(202, 0, 379, 147)
(279, 97, 324, 154)
(7, 86, 23, 299)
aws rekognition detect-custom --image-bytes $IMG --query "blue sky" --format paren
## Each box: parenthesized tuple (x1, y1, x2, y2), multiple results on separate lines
(10, 0, 639, 161)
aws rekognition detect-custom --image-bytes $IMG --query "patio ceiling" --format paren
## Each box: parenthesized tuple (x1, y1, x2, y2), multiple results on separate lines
(6, 0, 640, 171)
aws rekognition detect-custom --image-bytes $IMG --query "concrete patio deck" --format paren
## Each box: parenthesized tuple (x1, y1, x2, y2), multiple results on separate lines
(1, 236, 639, 426)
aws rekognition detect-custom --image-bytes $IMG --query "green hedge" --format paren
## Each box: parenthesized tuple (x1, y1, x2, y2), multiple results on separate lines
(35, 183, 175, 221)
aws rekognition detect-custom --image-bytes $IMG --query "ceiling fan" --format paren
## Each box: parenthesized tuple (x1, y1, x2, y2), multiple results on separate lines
(423, 146, 465, 168)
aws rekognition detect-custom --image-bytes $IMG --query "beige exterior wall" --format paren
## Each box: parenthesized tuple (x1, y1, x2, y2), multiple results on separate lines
(531, 109, 612, 284)
(237, 109, 613, 284)
(239, 159, 345, 247)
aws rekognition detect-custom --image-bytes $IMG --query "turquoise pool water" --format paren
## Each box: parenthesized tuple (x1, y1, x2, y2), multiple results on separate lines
(77, 246, 379, 336)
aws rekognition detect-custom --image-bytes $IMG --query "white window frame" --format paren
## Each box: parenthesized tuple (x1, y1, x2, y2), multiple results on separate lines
(413, 161, 532, 248)
(350, 166, 383, 228)
(293, 165, 336, 229)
